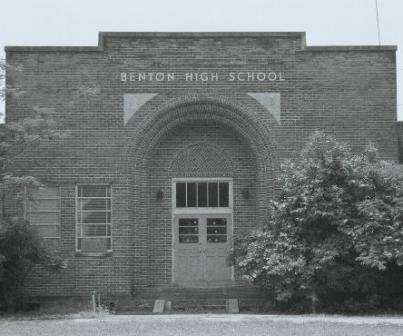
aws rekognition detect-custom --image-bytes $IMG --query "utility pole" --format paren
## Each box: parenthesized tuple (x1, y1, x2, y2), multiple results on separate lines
(375, 0, 381, 45)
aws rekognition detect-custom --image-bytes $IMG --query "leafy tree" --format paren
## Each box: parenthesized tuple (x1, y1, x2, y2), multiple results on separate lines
(232, 131, 403, 312)
(0, 59, 66, 311)
(0, 60, 4, 103)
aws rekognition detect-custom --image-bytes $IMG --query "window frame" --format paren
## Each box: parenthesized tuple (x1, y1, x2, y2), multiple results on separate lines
(172, 178, 233, 215)
(25, 186, 61, 239)
(75, 184, 113, 253)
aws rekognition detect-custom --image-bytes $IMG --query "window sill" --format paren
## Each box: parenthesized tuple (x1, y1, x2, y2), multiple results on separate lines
(75, 251, 113, 258)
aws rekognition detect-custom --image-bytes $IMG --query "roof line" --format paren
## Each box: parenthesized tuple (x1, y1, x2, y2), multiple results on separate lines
(6, 32, 307, 52)
(4, 32, 397, 52)
(4, 46, 101, 52)
(98, 31, 306, 39)
(301, 45, 397, 52)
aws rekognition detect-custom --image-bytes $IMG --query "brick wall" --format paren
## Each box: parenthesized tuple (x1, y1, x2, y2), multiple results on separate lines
(4, 32, 397, 297)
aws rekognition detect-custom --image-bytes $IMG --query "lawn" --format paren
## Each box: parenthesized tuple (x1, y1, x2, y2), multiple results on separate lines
(1, 314, 403, 336)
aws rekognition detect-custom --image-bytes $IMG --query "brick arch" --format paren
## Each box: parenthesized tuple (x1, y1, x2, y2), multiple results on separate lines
(125, 97, 279, 287)
(169, 143, 234, 178)
(125, 95, 279, 169)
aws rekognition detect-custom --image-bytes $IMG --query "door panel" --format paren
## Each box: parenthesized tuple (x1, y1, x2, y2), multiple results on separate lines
(174, 217, 202, 283)
(205, 256, 232, 281)
(205, 216, 231, 282)
(176, 255, 203, 282)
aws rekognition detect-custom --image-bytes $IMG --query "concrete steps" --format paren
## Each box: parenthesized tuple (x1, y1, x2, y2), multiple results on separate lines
(114, 285, 264, 314)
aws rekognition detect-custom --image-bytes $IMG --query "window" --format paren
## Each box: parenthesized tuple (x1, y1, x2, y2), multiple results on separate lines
(76, 185, 112, 253)
(178, 218, 199, 243)
(207, 218, 227, 243)
(27, 187, 60, 240)
(176, 181, 229, 208)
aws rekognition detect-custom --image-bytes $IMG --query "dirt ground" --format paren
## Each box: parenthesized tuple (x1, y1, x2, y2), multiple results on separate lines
(1, 314, 403, 336)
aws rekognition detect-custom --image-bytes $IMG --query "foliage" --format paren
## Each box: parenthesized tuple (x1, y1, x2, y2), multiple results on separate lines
(0, 217, 66, 311)
(0, 60, 4, 103)
(0, 59, 64, 216)
(0, 59, 26, 111)
(0, 59, 66, 311)
(232, 131, 403, 312)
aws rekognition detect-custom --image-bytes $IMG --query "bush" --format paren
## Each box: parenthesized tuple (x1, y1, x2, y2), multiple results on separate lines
(0, 217, 65, 311)
(231, 131, 403, 313)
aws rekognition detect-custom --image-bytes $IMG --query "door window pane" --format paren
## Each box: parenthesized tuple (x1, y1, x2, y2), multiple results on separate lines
(179, 236, 198, 243)
(207, 227, 226, 234)
(179, 226, 198, 234)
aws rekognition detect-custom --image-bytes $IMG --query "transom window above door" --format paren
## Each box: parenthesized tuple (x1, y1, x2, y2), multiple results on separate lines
(175, 180, 231, 208)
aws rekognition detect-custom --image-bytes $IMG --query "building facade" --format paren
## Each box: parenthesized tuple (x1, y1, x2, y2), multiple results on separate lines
(5, 32, 397, 298)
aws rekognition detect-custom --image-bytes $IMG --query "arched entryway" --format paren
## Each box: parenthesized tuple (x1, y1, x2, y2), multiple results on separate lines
(147, 120, 256, 287)
(125, 97, 278, 289)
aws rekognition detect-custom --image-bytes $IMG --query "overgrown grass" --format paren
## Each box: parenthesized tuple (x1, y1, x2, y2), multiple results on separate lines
(1, 315, 403, 336)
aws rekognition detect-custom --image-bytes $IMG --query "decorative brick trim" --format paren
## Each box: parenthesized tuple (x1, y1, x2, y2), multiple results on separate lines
(169, 143, 235, 177)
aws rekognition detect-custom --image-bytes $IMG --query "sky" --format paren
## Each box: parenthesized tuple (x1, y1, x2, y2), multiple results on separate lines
(0, 0, 402, 119)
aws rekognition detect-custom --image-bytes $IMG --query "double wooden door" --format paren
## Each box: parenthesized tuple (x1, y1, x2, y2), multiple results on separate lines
(173, 214, 232, 287)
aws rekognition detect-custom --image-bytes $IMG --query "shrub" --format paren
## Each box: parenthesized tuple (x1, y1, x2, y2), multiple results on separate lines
(231, 131, 403, 313)
(0, 217, 65, 311)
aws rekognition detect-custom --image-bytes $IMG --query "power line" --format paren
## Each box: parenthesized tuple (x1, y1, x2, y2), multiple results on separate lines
(375, 0, 382, 45)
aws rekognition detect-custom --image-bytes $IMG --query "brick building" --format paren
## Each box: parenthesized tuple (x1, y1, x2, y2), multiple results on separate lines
(4, 32, 398, 302)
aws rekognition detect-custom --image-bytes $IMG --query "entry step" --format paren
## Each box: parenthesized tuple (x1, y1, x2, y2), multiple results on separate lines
(153, 299, 165, 313)
(226, 298, 239, 313)
(169, 298, 239, 313)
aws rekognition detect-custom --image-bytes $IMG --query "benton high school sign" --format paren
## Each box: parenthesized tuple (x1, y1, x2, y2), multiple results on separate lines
(120, 71, 286, 82)
(4, 32, 397, 303)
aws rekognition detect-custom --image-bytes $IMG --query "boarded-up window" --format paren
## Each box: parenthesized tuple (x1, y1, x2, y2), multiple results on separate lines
(27, 187, 61, 242)
(76, 185, 112, 253)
